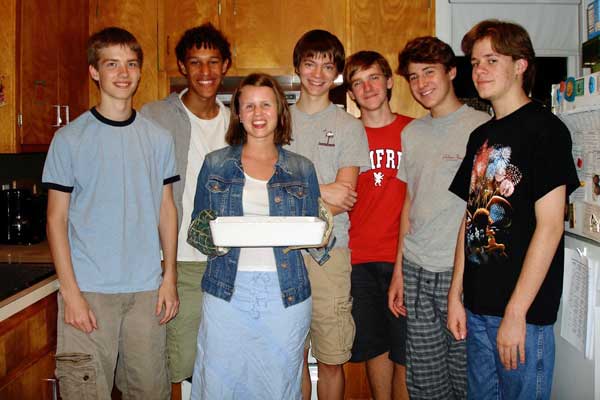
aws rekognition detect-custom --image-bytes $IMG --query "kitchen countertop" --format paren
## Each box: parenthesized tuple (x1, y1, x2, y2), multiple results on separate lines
(0, 241, 53, 264)
(0, 241, 58, 322)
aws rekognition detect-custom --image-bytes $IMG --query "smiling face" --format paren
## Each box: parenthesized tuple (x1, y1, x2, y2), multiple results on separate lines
(470, 37, 525, 103)
(89, 44, 141, 103)
(296, 54, 338, 98)
(179, 45, 228, 101)
(238, 85, 278, 143)
(407, 62, 456, 114)
(348, 64, 392, 112)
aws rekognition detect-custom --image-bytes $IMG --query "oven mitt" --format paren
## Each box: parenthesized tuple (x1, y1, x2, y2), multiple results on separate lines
(283, 197, 334, 254)
(187, 209, 230, 257)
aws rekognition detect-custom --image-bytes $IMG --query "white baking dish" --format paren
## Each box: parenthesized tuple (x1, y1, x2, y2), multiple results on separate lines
(209, 216, 325, 247)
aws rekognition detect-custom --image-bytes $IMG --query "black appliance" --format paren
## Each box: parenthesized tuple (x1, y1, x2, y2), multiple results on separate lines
(0, 184, 46, 245)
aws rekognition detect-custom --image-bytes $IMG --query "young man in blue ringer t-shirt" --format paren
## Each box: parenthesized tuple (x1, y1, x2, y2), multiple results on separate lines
(43, 27, 180, 399)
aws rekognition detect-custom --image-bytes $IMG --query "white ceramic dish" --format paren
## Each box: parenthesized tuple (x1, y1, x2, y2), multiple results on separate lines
(209, 216, 325, 247)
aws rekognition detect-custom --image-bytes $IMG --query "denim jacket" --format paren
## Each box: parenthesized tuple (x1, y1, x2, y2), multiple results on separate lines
(192, 144, 321, 307)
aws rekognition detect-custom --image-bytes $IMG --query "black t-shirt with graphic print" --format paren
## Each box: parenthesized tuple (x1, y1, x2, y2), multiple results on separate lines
(449, 101, 579, 325)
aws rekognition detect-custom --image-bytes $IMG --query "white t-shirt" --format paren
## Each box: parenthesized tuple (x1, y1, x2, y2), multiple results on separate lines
(237, 173, 277, 272)
(177, 90, 230, 262)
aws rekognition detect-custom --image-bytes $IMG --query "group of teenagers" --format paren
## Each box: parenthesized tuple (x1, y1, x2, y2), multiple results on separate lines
(42, 15, 579, 400)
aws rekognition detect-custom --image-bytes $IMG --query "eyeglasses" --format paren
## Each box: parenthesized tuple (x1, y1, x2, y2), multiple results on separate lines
(350, 73, 387, 90)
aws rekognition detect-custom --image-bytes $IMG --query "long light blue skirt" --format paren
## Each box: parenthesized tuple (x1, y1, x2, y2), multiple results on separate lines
(191, 271, 311, 400)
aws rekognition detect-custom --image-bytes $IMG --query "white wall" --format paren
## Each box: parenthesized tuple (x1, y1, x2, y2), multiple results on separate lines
(435, 0, 582, 75)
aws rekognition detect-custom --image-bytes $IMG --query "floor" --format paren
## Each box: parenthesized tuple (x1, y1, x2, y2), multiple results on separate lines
(177, 366, 318, 400)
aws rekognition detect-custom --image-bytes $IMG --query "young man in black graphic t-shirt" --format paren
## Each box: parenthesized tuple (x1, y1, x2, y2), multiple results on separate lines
(448, 20, 579, 399)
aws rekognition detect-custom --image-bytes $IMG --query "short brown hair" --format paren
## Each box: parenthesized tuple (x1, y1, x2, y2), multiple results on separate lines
(87, 27, 143, 69)
(226, 73, 292, 146)
(461, 19, 535, 94)
(344, 51, 393, 100)
(293, 30, 345, 73)
(397, 36, 456, 80)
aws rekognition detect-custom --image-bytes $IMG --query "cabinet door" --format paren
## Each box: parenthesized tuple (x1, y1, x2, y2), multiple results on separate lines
(0, 351, 57, 400)
(19, 0, 88, 152)
(89, 0, 161, 109)
(19, 0, 60, 147)
(221, 0, 346, 76)
(0, 0, 18, 153)
(348, 0, 435, 118)
(164, 0, 220, 76)
(0, 294, 58, 400)
(58, 0, 90, 128)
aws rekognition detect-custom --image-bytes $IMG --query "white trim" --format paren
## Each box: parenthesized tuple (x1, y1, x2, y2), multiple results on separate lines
(0, 277, 59, 322)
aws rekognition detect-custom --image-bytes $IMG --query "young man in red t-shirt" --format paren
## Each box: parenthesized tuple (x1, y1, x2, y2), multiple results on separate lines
(345, 51, 412, 400)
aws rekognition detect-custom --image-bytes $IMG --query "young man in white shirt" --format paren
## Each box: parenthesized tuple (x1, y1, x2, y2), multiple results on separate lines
(141, 23, 232, 383)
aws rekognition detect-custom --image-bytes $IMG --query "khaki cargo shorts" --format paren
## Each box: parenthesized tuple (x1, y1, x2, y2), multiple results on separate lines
(304, 247, 355, 365)
(55, 290, 170, 400)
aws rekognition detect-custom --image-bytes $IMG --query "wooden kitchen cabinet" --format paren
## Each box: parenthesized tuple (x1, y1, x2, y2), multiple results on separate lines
(162, 0, 347, 77)
(219, 0, 347, 76)
(347, 0, 435, 118)
(163, 0, 221, 76)
(89, 0, 165, 109)
(0, 294, 58, 400)
(20, 0, 89, 152)
(0, 0, 89, 153)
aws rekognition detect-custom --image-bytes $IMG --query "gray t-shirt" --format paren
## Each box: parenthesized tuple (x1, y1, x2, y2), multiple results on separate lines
(397, 105, 490, 272)
(42, 109, 179, 293)
(288, 103, 370, 248)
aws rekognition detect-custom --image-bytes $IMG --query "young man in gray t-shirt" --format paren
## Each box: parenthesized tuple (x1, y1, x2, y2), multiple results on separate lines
(287, 29, 370, 400)
(390, 37, 489, 400)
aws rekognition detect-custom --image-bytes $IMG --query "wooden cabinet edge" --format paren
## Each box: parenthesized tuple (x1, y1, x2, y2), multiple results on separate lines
(0, 293, 58, 397)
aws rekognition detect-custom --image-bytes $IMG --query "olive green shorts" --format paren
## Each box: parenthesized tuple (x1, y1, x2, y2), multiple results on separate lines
(304, 248, 356, 365)
(166, 261, 206, 382)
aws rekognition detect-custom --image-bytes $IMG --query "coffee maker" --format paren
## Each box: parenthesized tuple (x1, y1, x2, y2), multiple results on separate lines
(0, 182, 46, 244)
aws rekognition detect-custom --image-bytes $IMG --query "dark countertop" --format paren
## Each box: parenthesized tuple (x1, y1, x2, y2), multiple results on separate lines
(0, 242, 57, 320)
(0, 263, 55, 303)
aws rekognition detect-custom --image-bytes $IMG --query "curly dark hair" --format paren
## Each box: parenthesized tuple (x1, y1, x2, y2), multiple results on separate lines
(175, 23, 232, 67)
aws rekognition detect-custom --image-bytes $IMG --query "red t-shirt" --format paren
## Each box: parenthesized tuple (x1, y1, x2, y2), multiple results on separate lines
(349, 114, 413, 264)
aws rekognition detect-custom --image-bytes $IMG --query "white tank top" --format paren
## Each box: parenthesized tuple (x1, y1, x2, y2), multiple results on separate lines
(237, 173, 277, 272)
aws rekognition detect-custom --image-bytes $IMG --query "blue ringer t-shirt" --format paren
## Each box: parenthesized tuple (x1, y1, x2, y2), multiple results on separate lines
(42, 108, 180, 293)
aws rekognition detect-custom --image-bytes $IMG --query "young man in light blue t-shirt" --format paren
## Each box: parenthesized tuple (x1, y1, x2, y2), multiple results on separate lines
(43, 27, 180, 399)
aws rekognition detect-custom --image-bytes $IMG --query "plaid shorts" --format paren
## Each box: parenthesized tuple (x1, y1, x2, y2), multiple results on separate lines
(403, 260, 467, 400)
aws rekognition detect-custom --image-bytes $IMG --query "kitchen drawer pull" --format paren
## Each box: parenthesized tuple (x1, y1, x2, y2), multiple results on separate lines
(51, 105, 62, 127)
(44, 378, 58, 400)
(62, 105, 70, 124)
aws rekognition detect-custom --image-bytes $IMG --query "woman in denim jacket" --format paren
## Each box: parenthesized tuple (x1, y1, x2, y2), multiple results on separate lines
(188, 73, 323, 400)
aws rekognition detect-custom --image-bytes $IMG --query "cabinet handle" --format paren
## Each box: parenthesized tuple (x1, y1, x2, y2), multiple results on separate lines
(51, 105, 62, 127)
(44, 378, 58, 400)
(62, 105, 70, 124)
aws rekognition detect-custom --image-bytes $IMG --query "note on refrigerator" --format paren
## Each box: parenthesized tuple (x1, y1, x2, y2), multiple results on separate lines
(561, 248, 591, 354)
